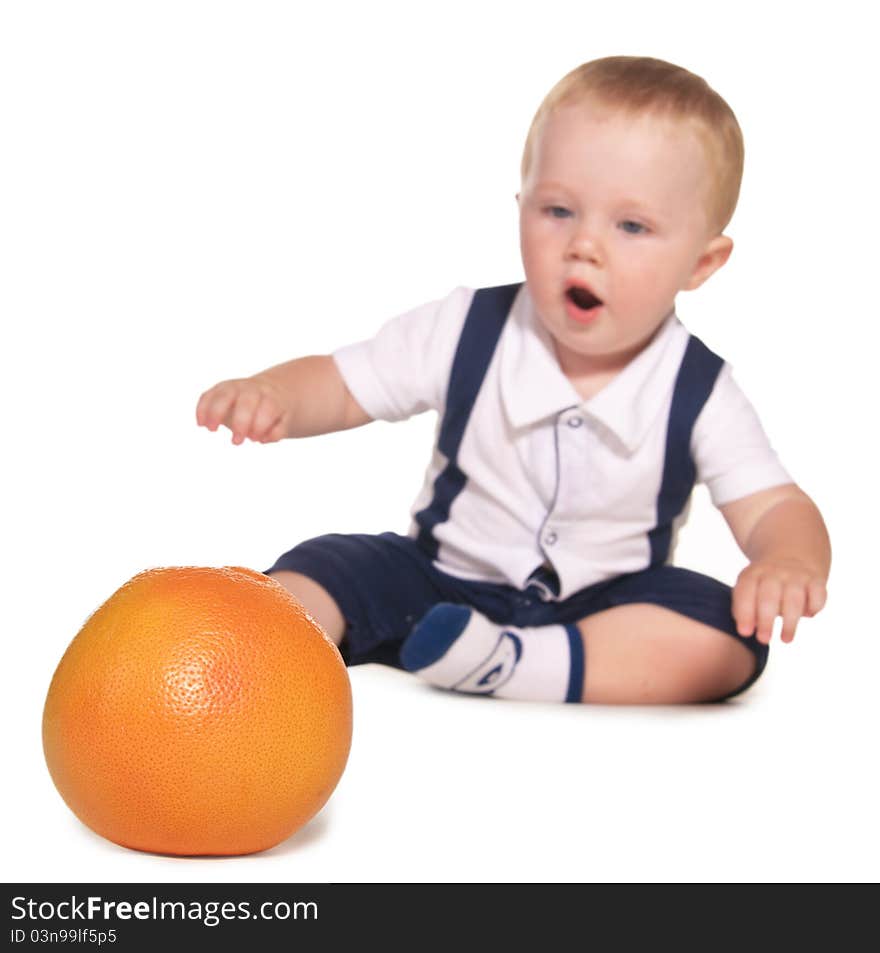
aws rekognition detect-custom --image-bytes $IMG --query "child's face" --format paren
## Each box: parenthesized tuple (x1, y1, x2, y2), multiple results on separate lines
(518, 99, 731, 374)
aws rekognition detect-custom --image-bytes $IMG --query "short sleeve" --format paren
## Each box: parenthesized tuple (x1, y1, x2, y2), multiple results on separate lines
(691, 363, 793, 506)
(331, 286, 475, 423)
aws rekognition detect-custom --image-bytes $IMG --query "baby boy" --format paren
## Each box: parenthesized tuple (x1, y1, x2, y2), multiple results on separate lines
(196, 56, 830, 705)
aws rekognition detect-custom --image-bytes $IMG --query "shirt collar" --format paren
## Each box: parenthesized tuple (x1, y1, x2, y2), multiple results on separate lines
(500, 284, 688, 454)
(500, 286, 583, 428)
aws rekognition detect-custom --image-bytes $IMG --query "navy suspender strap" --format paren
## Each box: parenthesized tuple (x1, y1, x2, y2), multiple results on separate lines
(648, 333, 725, 567)
(414, 282, 522, 559)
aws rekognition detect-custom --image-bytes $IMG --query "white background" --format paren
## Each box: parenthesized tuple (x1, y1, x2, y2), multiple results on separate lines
(2, 0, 877, 884)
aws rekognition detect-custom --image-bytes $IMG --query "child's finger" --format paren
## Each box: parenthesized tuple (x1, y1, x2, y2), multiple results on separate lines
(197, 386, 235, 431)
(195, 391, 210, 427)
(755, 576, 782, 644)
(229, 390, 260, 445)
(806, 579, 827, 617)
(251, 396, 284, 442)
(779, 583, 806, 644)
(732, 572, 758, 636)
(263, 420, 287, 444)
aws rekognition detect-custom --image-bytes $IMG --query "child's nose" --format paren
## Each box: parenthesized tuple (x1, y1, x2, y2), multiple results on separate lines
(566, 224, 602, 263)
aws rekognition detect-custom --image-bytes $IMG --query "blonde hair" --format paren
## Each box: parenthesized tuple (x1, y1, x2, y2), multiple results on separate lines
(521, 56, 745, 234)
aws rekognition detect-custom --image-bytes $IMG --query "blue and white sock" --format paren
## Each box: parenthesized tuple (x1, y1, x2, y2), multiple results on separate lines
(399, 604, 585, 703)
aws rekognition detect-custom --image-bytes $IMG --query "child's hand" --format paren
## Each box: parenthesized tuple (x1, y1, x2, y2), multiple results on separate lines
(196, 377, 289, 445)
(732, 558, 827, 645)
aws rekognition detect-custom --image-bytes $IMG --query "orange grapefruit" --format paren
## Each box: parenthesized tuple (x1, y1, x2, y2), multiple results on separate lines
(42, 566, 352, 856)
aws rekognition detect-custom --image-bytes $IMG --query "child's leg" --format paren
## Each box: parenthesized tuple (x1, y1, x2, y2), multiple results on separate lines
(576, 604, 756, 704)
(402, 603, 758, 704)
(264, 532, 472, 665)
(269, 570, 346, 645)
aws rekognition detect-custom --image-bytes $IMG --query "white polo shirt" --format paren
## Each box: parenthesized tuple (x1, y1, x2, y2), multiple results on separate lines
(333, 283, 791, 599)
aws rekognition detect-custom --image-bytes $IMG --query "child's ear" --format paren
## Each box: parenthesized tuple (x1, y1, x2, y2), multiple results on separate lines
(683, 235, 733, 291)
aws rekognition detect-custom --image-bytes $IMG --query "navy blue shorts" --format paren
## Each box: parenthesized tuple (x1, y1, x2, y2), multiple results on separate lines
(265, 532, 768, 701)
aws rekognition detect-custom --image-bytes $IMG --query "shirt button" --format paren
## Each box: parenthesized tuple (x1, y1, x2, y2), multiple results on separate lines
(567, 416, 583, 428)
(543, 531, 558, 546)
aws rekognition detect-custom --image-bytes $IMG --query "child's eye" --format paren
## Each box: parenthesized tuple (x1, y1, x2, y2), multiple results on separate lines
(544, 205, 572, 219)
(619, 220, 647, 235)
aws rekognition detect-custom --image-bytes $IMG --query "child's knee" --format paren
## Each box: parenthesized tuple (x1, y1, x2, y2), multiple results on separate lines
(694, 633, 759, 702)
(577, 605, 761, 704)
(267, 570, 346, 645)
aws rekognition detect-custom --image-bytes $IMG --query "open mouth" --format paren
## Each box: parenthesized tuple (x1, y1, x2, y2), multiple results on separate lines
(566, 284, 603, 311)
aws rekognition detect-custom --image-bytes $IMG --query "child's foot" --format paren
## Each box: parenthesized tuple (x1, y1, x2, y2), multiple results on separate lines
(399, 603, 584, 702)
(400, 603, 522, 693)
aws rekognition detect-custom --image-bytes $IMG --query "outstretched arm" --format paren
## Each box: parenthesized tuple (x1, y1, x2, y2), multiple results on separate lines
(196, 355, 372, 444)
(720, 484, 831, 645)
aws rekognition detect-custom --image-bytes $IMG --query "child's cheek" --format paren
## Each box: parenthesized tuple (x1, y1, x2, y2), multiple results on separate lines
(616, 260, 671, 314)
